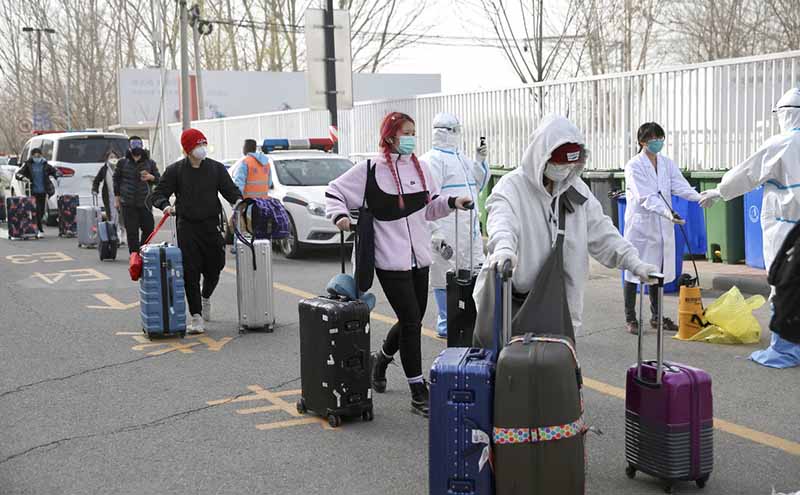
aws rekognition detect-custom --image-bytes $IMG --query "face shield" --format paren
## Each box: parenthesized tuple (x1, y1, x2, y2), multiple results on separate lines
(773, 88, 800, 132)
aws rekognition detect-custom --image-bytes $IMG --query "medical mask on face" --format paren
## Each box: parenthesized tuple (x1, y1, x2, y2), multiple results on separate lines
(192, 146, 208, 160)
(108, 158, 119, 166)
(646, 139, 665, 154)
(397, 135, 416, 155)
(33, 156, 43, 163)
(544, 162, 572, 182)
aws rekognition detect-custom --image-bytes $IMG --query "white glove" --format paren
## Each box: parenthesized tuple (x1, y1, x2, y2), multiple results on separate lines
(488, 249, 517, 271)
(163, 205, 176, 216)
(476, 143, 488, 162)
(699, 189, 721, 209)
(633, 263, 661, 285)
(671, 214, 686, 225)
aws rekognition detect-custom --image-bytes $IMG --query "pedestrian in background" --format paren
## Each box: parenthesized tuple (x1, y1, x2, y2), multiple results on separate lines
(233, 139, 272, 199)
(326, 111, 474, 417)
(421, 112, 489, 338)
(113, 136, 159, 253)
(93, 149, 126, 244)
(15, 147, 61, 236)
(622, 122, 702, 335)
(151, 128, 242, 335)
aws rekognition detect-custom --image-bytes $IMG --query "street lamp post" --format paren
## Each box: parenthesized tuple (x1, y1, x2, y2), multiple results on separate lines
(22, 26, 56, 129)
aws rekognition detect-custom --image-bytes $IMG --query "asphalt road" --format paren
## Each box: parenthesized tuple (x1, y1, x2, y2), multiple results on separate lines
(0, 227, 798, 495)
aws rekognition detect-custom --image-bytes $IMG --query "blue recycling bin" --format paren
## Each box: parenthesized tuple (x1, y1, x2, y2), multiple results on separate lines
(744, 186, 765, 269)
(671, 196, 707, 257)
(617, 197, 685, 294)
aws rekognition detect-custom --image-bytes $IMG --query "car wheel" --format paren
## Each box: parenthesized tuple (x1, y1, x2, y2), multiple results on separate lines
(279, 214, 303, 259)
(46, 204, 58, 226)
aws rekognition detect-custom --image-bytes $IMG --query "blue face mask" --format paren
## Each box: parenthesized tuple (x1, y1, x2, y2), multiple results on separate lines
(33, 156, 44, 163)
(646, 139, 664, 154)
(397, 135, 416, 155)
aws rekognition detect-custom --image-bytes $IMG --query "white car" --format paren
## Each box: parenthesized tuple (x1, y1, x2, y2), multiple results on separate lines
(221, 150, 354, 258)
(9, 132, 129, 223)
(0, 155, 19, 195)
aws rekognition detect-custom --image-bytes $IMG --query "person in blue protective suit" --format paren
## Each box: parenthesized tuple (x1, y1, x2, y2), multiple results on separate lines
(700, 87, 800, 368)
(420, 112, 489, 338)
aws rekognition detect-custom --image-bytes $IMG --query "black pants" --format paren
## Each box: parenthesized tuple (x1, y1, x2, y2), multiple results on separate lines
(33, 193, 46, 231)
(121, 205, 154, 253)
(178, 219, 226, 316)
(624, 282, 660, 323)
(376, 266, 430, 381)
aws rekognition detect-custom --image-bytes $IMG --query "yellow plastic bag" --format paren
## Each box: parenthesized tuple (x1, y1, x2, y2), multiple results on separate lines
(678, 287, 765, 344)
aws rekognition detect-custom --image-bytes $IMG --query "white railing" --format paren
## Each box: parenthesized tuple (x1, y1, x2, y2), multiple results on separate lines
(167, 50, 800, 171)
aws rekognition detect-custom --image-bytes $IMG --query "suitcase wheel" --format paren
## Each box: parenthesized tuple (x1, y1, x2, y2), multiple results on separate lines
(625, 465, 636, 479)
(696, 475, 709, 489)
(663, 484, 674, 494)
(362, 408, 374, 422)
(327, 414, 342, 428)
(296, 399, 307, 415)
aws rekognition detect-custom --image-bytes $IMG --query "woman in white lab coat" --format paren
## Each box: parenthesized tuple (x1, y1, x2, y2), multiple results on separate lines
(623, 122, 702, 335)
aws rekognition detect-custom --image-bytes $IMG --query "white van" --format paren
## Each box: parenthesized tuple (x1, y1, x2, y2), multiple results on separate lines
(10, 132, 129, 224)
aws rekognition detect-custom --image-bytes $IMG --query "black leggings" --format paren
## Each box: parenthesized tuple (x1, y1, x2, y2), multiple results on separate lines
(122, 205, 154, 253)
(33, 193, 46, 230)
(376, 266, 430, 381)
(178, 219, 226, 316)
(624, 282, 660, 323)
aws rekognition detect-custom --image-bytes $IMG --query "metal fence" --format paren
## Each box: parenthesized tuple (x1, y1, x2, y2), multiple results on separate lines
(167, 50, 800, 171)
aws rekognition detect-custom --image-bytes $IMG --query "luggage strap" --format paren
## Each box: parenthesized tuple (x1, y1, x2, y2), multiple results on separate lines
(494, 335, 588, 445)
(493, 417, 587, 444)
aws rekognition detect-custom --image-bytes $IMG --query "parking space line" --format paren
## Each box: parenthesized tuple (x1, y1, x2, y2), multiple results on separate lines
(230, 271, 800, 456)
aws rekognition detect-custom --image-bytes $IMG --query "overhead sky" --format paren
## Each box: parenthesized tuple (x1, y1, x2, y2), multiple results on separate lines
(377, 0, 573, 93)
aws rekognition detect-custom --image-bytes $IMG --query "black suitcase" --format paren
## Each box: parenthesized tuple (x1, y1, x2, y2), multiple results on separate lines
(447, 207, 479, 347)
(296, 232, 373, 428)
(97, 220, 119, 261)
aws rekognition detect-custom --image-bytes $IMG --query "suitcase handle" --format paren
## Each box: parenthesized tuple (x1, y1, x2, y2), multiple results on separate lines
(491, 260, 514, 356)
(453, 206, 476, 284)
(637, 273, 665, 385)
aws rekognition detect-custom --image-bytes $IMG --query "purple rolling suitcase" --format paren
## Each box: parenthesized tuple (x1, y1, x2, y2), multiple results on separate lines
(429, 266, 510, 495)
(58, 194, 79, 237)
(625, 276, 713, 493)
(6, 196, 37, 240)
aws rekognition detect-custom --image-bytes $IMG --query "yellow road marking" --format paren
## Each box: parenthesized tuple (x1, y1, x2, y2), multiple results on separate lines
(5, 251, 73, 264)
(31, 272, 66, 284)
(232, 271, 800, 455)
(209, 385, 332, 431)
(89, 293, 139, 310)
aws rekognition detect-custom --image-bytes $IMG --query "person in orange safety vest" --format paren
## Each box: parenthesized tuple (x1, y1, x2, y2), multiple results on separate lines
(232, 139, 272, 199)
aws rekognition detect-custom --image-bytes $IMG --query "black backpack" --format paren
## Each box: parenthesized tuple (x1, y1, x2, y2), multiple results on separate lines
(768, 222, 800, 344)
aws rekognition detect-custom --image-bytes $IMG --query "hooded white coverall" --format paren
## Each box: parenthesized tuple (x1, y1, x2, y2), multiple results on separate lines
(474, 114, 651, 337)
(421, 112, 488, 336)
(714, 88, 800, 368)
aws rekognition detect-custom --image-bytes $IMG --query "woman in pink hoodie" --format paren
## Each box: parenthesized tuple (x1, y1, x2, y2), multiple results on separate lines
(326, 112, 473, 417)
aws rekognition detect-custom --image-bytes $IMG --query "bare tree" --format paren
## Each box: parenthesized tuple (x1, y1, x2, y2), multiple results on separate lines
(766, 0, 800, 50)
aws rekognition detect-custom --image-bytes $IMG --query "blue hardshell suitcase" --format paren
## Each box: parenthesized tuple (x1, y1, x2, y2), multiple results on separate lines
(429, 347, 496, 495)
(140, 242, 186, 337)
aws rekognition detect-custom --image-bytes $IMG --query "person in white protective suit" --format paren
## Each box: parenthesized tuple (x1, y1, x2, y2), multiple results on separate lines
(622, 122, 702, 335)
(699, 87, 800, 368)
(421, 112, 489, 338)
(474, 114, 658, 338)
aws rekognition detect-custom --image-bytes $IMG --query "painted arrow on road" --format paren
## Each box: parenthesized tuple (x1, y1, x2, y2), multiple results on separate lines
(87, 293, 139, 310)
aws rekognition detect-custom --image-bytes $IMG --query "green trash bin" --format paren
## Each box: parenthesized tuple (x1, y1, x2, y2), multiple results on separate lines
(692, 170, 745, 264)
(478, 167, 511, 236)
(583, 170, 623, 228)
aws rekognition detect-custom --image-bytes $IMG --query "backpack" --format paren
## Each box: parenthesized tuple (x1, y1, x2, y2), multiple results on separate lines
(247, 198, 290, 240)
(768, 222, 800, 344)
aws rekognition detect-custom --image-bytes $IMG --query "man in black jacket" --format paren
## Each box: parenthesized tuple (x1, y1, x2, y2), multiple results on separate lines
(15, 147, 61, 235)
(151, 128, 242, 334)
(113, 136, 160, 253)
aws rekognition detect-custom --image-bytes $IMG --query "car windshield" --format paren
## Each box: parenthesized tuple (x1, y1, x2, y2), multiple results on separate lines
(274, 158, 353, 186)
(55, 137, 130, 163)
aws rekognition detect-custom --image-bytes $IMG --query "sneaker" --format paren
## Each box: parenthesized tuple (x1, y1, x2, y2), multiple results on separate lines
(626, 321, 640, 335)
(201, 298, 211, 322)
(187, 314, 205, 334)
(410, 381, 430, 418)
(651, 317, 679, 332)
(435, 333, 447, 341)
(370, 349, 393, 393)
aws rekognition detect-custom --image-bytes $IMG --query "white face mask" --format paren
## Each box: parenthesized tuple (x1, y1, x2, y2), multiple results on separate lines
(192, 146, 208, 160)
(543, 162, 573, 182)
(108, 158, 119, 166)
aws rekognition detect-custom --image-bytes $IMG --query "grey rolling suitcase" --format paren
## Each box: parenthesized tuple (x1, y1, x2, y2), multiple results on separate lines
(234, 215, 275, 333)
(77, 195, 101, 248)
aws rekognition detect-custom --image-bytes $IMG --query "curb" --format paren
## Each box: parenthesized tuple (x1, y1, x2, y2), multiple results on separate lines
(712, 274, 771, 297)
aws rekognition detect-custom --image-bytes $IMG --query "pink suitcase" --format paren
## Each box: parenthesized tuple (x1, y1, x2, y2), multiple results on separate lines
(625, 276, 713, 493)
